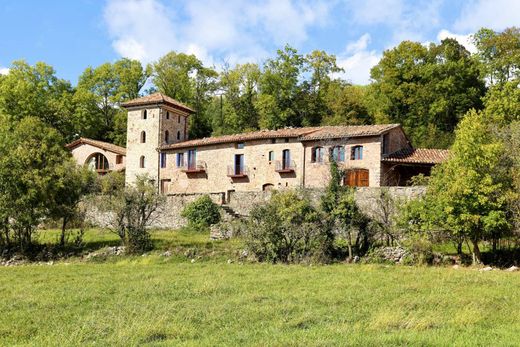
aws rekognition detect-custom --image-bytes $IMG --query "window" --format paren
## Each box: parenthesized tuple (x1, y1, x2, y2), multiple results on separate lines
(176, 153, 184, 167)
(382, 133, 390, 154)
(187, 149, 196, 169)
(331, 146, 345, 162)
(271, 139, 276, 144)
(116, 155, 123, 164)
(166, 111, 170, 120)
(165, 131, 169, 144)
(311, 146, 325, 163)
(177, 131, 181, 140)
(178, 115, 181, 123)
(86, 153, 109, 171)
(160, 179, 171, 194)
(139, 156, 145, 168)
(236, 142, 245, 149)
(284, 138, 289, 143)
(351, 145, 363, 160)
(140, 131, 146, 143)
(142, 109, 147, 119)
(234, 154, 245, 175)
(160, 153, 167, 168)
(344, 169, 369, 187)
(268, 151, 274, 161)
(282, 149, 291, 169)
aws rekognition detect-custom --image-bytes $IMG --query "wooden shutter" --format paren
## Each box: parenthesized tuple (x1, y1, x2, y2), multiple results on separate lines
(358, 169, 369, 187)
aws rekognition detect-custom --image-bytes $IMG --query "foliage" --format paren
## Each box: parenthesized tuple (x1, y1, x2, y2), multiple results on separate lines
(369, 188, 402, 246)
(420, 110, 511, 263)
(473, 27, 520, 85)
(245, 190, 327, 263)
(151, 51, 218, 138)
(74, 58, 150, 144)
(100, 176, 165, 254)
(0, 117, 72, 251)
(0, 60, 75, 139)
(370, 39, 485, 148)
(181, 195, 221, 230)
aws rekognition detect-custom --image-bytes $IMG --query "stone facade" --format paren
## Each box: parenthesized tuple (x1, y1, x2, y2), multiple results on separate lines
(67, 140, 125, 173)
(125, 105, 190, 186)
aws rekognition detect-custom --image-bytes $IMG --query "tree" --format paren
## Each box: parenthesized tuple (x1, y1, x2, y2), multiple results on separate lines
(100, 175, 165, 254)
(48, 161, 97, 247)
(424, 110, 511, 264)
(322, 82, 373, 125)
(259, 45, 305, 128)
(74, 58, 150, 144)
(299, 50, 343, 126)
(152, 51, 218, 138)
(245, 191, 326, 263)
(473, 27, 520, 85)
(213, 63, 261, 135)
(370, 39, 485, 148)
(0, 60, 75, 139)
(0, 117, 72, 251)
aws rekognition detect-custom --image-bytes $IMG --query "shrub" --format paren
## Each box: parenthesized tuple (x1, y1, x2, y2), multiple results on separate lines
(182, 195, 221, 230)
(100, 175, 165, 254)
(244, 190, 330, 263)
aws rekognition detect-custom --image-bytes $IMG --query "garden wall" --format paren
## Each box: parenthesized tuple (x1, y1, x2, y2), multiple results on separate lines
(84, 187, 426, 230)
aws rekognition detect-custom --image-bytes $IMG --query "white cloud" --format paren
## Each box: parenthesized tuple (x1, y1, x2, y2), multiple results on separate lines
(0, 67, 9, 75)
(103, 0, 332, 67)
(437, 29, 477, 54)
(454, 0, 520, 32)
(335, 34, 381, 85)
(344, 0, 443, 46)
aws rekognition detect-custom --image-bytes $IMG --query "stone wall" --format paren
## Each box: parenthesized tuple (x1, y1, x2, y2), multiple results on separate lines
(84, 187, 426, 230)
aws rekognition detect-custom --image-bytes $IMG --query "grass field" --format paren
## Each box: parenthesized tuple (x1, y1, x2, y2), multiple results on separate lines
(2, 229, 520, 346)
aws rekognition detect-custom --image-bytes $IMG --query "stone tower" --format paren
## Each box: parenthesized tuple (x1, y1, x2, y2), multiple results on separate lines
(121, 92, 194, 186)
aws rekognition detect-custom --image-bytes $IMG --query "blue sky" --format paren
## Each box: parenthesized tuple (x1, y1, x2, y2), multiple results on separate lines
(1, 0, 519, 85)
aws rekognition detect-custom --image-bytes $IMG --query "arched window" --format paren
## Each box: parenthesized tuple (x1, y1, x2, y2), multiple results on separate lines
(311, 146, 325, 163)
(142, 109, 147, 120)
(351, 145, 363, 160)
(86, 153, 109, 172)
(165, 130, 169, 144)
(166, 111, 170, 120)
(331, 146, 345, 162)
(177, 131, 181, 140)
(140, 131, 146, 143)
(178, 115, 181, 123)
(140, 156, 145, 168)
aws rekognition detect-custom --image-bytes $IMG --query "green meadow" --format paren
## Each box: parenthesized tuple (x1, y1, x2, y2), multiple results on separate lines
(1, 229, 520, 346)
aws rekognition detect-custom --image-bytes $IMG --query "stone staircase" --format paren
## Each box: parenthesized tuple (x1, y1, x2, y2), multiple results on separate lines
(220, 205, 243, 220)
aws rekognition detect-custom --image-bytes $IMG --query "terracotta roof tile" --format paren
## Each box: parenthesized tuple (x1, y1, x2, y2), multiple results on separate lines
(121, 92, 195, 113)
(298, 124, 401, 140)
(382, 148, 450, 165)
(66, 138, 126, 155)
(161, 124, 401, 150)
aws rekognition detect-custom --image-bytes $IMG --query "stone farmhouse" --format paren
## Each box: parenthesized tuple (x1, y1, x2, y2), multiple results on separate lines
(66, 138, 126, 174)
(68, 92, 449, 195)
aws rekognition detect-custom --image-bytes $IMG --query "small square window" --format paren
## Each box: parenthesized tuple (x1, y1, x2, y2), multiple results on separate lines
(236, 142, 245, 149)
(284, 138, 289, 143)
(116, 155, 123, 164)
(271, 139, 276, 144)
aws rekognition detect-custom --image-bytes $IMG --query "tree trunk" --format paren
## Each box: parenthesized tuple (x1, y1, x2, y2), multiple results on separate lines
(347, 231, 353, 261)
(456, 241, 463, 255)
(60, 216, 68, 247)
(471, 239, 482, 265)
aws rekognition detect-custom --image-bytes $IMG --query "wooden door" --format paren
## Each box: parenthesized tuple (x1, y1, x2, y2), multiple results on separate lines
(344, 169, 369, 187)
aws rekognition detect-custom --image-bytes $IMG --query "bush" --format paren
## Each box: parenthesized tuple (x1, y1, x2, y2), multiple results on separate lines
(244, 190, 330, 263)
(182, 195, 221, 230)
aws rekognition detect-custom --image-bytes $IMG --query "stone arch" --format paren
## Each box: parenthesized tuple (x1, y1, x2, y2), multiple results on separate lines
(85, 152, 109, 172)
(262, 183, 274, 191)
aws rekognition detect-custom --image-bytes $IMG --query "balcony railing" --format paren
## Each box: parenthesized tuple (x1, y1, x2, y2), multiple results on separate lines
(180, 160, 207, 173)
(275, 160, 296, 173)
(227, 165, 249, 178)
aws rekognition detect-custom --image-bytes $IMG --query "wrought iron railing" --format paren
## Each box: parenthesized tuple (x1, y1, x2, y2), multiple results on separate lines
(275, 160, 296, 173)
(227, 165, 249, 177)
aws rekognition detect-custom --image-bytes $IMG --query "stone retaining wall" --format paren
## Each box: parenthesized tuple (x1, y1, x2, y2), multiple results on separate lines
(85, 187, 426, 229)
